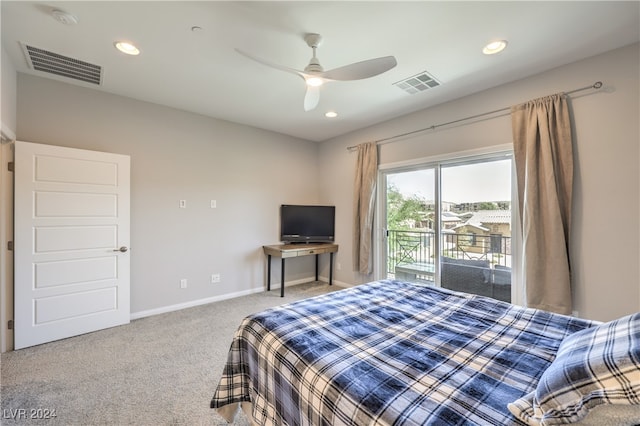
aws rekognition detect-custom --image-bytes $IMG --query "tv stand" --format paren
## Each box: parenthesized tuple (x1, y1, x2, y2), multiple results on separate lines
(263, 243, 339, 297)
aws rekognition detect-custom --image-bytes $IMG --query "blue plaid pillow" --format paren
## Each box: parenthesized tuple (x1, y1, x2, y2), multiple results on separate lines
(508, 313, 640, 425)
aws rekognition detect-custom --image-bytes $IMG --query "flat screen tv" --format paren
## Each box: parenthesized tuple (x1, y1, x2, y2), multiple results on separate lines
(280, 205, 335, 244)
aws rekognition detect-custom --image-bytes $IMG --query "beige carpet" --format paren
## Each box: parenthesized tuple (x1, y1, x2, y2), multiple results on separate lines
(1, 282, 342, 425)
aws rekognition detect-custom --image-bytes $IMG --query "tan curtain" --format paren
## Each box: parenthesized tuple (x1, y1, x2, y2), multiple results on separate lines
(353, 142, 378, 274)
(511, 93, 573, 315)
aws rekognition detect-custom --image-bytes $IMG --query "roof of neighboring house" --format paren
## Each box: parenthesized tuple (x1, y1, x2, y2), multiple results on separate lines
(441, 216, 462, 223)
(453, 223, 490, 232)
(467, 210, 511, 224)
(441, 211, 463, 222)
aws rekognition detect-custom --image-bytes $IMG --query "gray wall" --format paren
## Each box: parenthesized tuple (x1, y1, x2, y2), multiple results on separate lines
(319, 43, 640, 322)
(1, 45, 17, 136)
(15, 74, 322, 316)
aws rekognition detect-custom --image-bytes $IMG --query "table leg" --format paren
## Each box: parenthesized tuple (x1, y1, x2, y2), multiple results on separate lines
(315, 254, 319, 281)
(267, 254, 271, 291)
(280, 258, 285, 298)
(329, 252, 334, 285)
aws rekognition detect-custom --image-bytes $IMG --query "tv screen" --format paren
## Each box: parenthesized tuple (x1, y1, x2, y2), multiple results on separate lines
(280, 205, 335, 243)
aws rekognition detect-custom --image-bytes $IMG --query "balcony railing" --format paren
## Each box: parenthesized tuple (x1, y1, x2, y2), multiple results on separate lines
(387, 229, 512, 302)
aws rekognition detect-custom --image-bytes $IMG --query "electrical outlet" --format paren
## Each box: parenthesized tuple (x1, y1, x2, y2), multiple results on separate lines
(211, 274, 221, 283)
(180, 278, 187, 289)
(337, 262, 342, 271)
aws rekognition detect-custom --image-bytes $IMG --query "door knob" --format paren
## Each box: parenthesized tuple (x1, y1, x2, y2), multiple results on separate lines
(113, 246, 128, 253)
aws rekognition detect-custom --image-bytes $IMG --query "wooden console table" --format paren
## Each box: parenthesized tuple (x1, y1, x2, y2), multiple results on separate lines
(263, 243, 338, 297)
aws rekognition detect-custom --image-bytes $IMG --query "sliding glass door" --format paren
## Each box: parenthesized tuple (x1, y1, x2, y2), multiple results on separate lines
(381, 153, 514, 303)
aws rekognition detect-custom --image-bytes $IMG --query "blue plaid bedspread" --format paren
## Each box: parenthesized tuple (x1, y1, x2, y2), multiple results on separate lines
(211, 280, 596, 425)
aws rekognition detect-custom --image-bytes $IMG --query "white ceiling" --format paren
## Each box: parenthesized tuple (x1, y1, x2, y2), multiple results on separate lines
(2, 1, 639, 142)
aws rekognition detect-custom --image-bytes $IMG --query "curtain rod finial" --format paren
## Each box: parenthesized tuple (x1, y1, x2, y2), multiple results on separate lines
(593, 81, 603, 89)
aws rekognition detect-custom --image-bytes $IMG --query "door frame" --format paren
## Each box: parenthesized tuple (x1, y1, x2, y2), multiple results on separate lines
(0, 138, 15, 352)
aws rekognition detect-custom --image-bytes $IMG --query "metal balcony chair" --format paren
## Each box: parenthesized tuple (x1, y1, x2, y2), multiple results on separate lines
(396, 233, 422, 265)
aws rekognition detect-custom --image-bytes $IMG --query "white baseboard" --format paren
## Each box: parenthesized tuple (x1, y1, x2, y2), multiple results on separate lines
(267, 276, 316, 290)
(130, 287, 263, 320)
(320, 277, 353, 288)
(129, 276, 341, 320)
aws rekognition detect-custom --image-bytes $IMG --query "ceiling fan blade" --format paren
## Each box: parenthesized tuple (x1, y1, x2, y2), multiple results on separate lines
(235, 48, 305, 78)
(304, 85, 320, 112)
(322, 56, 397, 81)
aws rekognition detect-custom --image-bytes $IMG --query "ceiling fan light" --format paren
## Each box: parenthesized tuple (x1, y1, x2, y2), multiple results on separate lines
(306, 77, 324, 87)
(483, 40, 508, 55)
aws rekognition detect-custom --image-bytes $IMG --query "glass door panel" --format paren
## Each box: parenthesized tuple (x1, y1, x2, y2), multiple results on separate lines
(385, 168, 436, 285)
(440, 159, 512, 302)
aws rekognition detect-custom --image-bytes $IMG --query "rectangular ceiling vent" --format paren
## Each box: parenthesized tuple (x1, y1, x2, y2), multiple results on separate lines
(21, 43, 103, 85)
(394, 71, 440, 94)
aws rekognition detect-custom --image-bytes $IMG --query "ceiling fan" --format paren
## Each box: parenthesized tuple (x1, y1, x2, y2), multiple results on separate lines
(236, 33, 397, 112)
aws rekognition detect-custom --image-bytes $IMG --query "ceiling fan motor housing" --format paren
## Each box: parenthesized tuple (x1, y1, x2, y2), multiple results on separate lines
(304, 60, 324, 74)
(304, 33, 323, 48)
(304, 33, 324, 73)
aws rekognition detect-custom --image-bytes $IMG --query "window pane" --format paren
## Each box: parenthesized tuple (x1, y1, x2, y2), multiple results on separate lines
(386, 169, 435, 285)
(440, 159, 512, 302)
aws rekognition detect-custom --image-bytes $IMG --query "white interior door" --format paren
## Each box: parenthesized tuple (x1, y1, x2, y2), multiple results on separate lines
(14, 141, 130, 349)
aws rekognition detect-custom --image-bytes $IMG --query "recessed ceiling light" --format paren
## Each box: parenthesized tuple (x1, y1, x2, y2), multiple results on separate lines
(482, 40, 508, 55)
(325, 111, 338, 118)
(114, 41, 140, 56)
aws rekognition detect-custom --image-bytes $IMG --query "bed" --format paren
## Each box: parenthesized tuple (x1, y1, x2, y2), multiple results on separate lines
(211, 280, 639, 425)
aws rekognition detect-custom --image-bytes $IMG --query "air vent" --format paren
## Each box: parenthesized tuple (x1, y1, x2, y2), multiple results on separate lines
(394, 71, 440, 94)
(21, 43, 102, 85)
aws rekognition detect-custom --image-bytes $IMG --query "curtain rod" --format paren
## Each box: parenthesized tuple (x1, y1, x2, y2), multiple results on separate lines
(346, 81, 603, 151)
